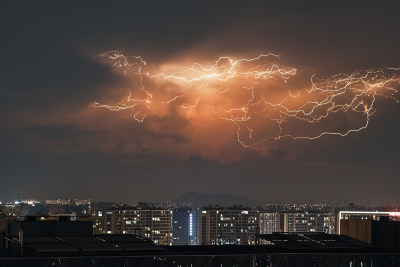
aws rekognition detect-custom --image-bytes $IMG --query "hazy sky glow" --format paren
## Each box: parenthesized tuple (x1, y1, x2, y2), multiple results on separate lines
(1, 1, 400, 204)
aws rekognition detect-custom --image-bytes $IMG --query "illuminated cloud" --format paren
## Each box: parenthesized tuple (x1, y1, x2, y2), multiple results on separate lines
(92, 51, 400, 160)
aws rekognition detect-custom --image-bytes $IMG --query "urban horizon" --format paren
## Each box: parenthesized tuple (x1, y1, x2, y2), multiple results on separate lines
(2, 193, 400, 208)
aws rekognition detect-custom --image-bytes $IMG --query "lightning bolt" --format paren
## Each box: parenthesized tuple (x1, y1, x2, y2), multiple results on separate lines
(93, 51, 400, 149)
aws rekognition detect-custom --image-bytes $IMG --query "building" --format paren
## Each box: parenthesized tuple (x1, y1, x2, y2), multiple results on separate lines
(259, 212, 279, 234)
(19, 202, 91, 217)
(105, 207, 173, 245)
(340, 219, 400, 248)
(339, 210, 400, 220)
(338, 210, 400, 248)
(278, 212, 336, 233)
(338, 211, 400, 233)
(0, 216, 162, 259)
(75, 215, 106, 234)
(172, 207, 199, 245)
(90, 201, 125, 217)
(199, 208, 258, 245)
(0, 203, 19, 217)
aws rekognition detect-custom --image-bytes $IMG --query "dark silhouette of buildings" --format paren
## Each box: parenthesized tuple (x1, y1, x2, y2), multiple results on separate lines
(1, 217, 400, 266)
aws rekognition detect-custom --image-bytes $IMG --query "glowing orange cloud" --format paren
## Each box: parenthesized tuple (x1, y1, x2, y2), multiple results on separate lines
(93, 51, 400, 150)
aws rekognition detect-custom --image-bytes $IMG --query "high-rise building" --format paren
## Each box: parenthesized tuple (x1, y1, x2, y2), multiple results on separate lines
(105, 207, 173, 245)
(259, 212, 279, 234)
(199, 208, 258, 245)
(172, 207, 199, 245)
(278, 212, 336, 233)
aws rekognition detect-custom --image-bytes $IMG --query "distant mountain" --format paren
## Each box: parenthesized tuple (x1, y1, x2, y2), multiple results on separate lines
(172, 192, 263, 208)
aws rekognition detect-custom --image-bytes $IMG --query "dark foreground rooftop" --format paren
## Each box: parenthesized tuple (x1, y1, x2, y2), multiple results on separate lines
(2, 220, 400, 266)
(2, 233, 400, 266)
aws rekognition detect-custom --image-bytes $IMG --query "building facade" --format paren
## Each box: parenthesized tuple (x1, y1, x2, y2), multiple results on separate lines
(105, 207, 173, 245)
(199, 208, 258, 245)
(338, 211, 400, 234)
(90, 201, 125, 217)
(172, 207, 199, 245)
(259, 212, 279, 234)
(278, 212, 336, 233)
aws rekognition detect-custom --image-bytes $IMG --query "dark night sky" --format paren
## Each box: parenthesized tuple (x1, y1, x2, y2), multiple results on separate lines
(1, 1, 400, 204)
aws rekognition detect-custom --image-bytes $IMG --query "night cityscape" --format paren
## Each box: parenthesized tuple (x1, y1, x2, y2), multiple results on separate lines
(1, 1, 400, 266)
(1, 196, 400, 265)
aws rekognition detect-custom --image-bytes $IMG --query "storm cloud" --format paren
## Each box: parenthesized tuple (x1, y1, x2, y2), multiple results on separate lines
(1, 1, 400, 204)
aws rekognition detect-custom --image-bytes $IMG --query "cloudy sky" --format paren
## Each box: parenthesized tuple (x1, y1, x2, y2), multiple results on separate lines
(1, 1, 400, 205)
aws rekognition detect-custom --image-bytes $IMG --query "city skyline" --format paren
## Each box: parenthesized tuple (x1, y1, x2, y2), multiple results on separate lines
(1, 1, 400, 204)
(1, 192, 399, 210)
